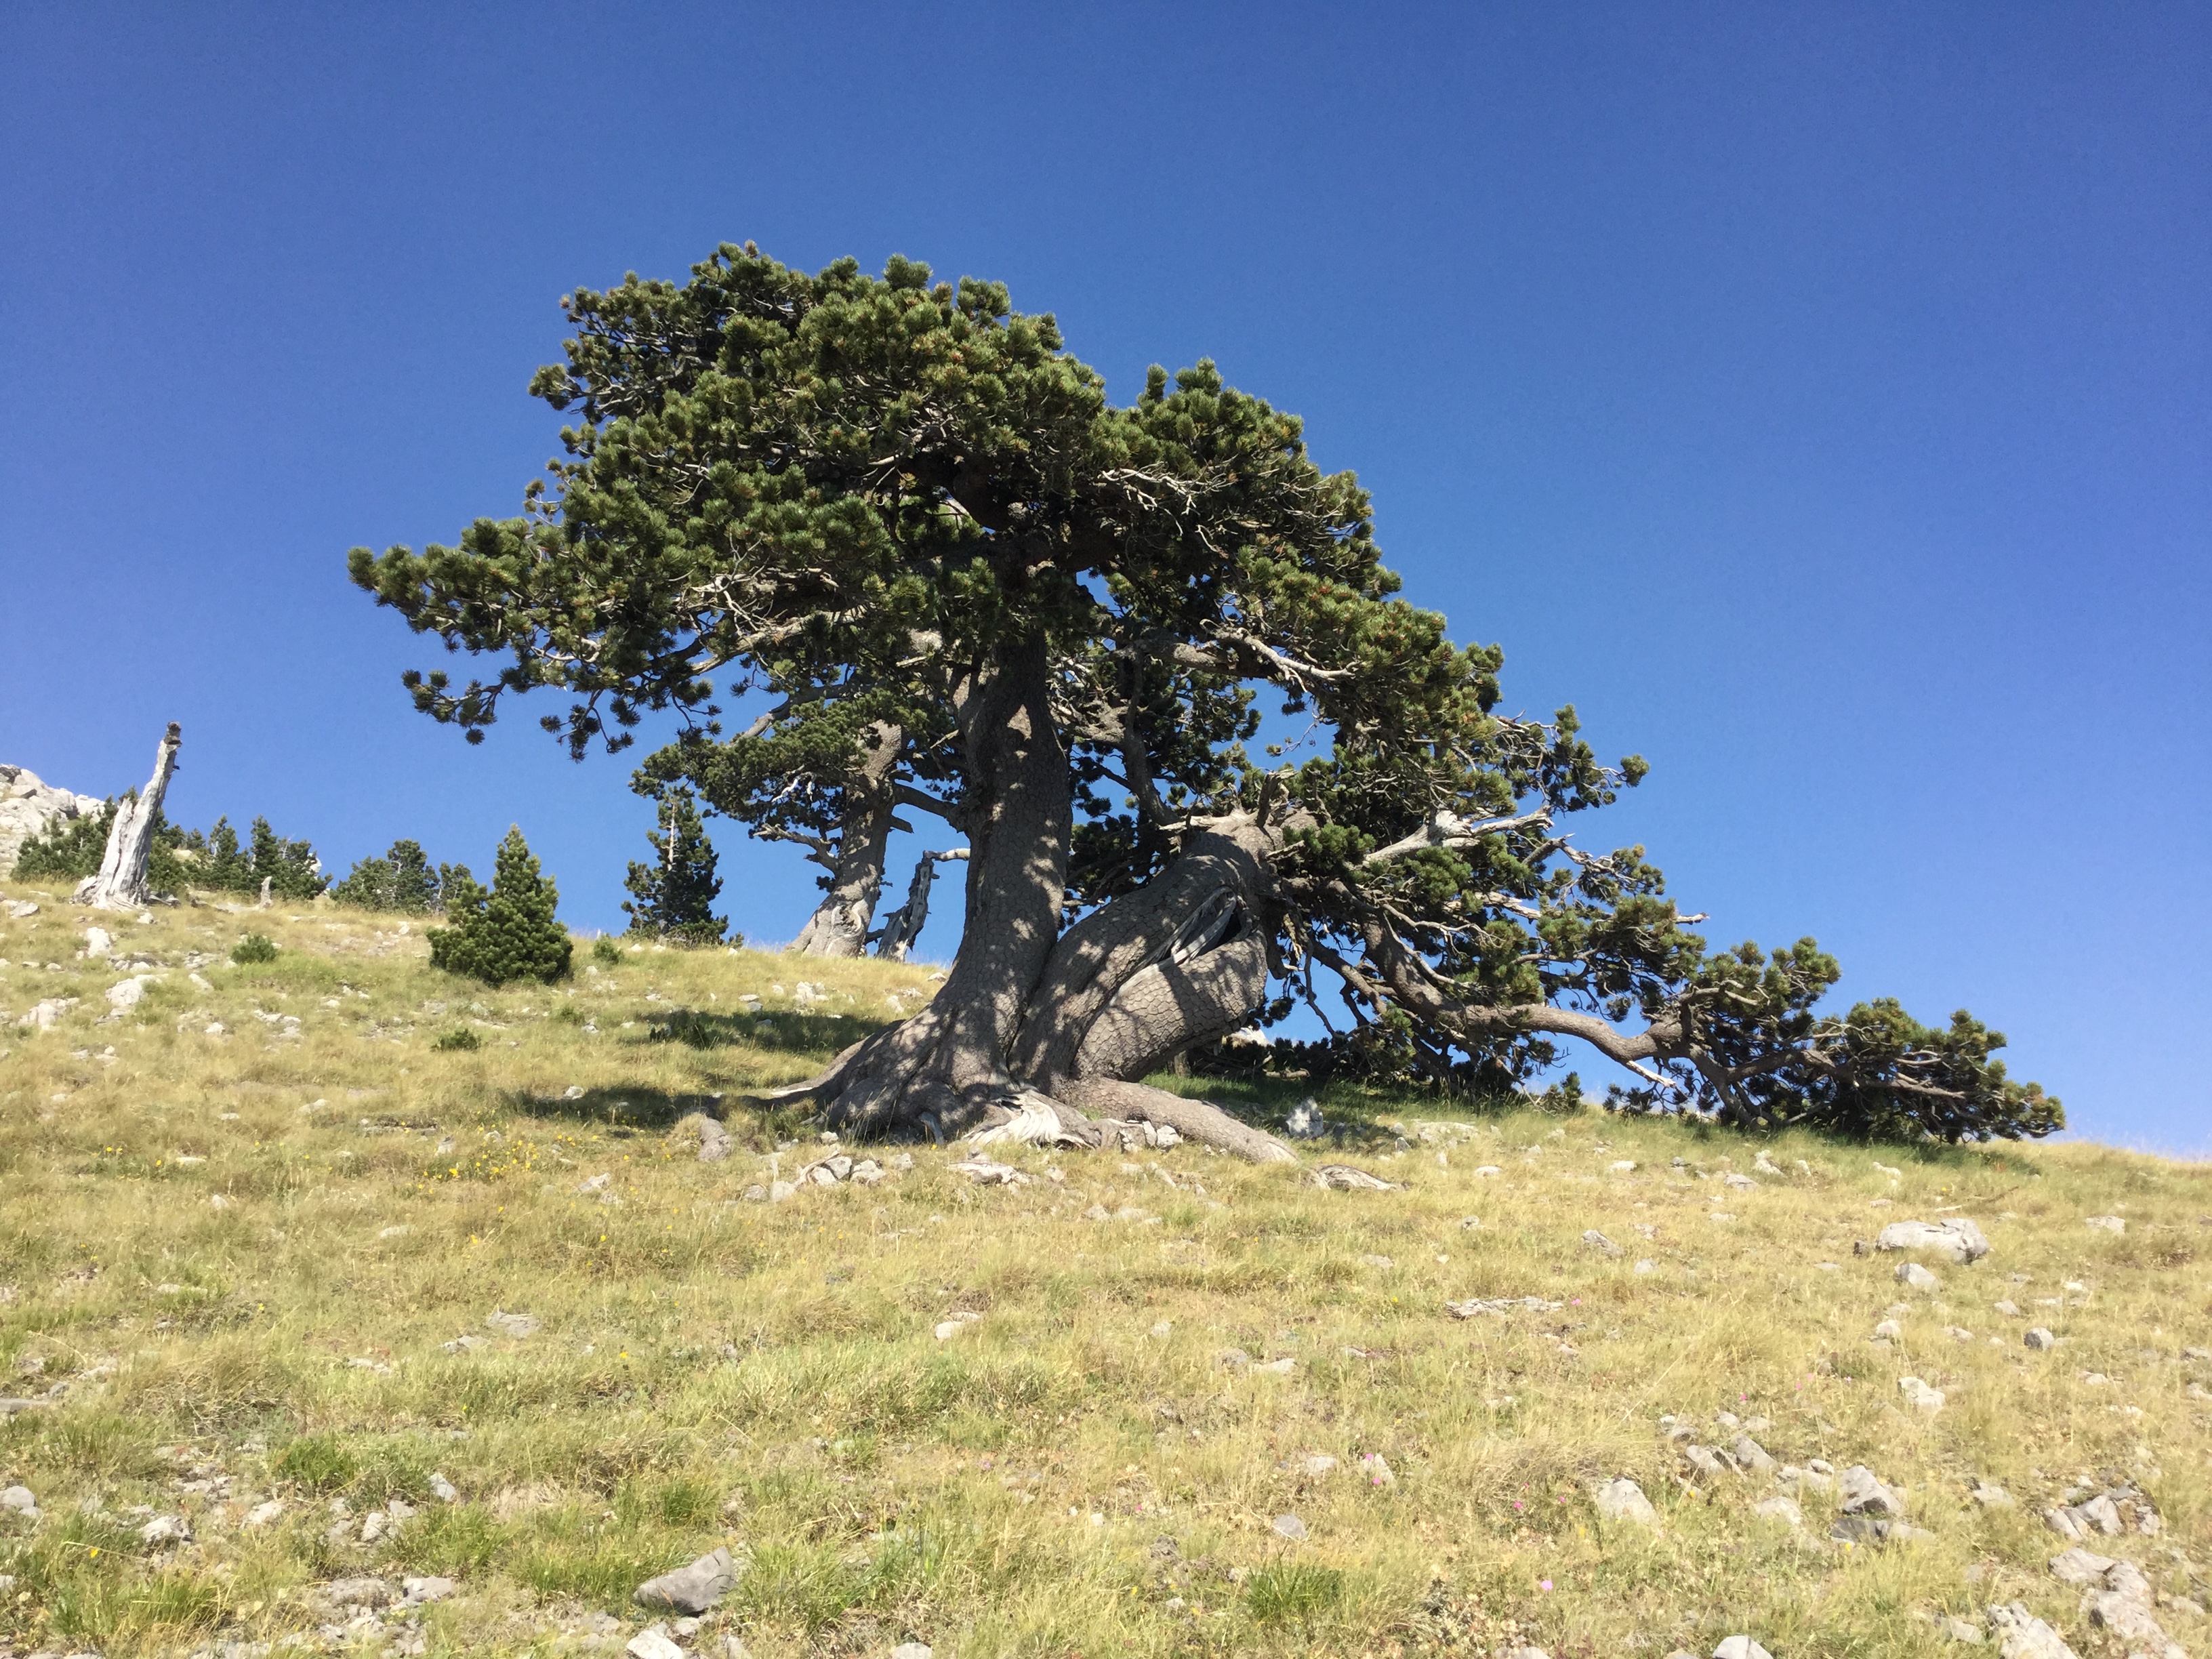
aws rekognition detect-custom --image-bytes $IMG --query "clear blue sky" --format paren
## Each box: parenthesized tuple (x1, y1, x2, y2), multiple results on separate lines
(3, 5, 2205, 1153)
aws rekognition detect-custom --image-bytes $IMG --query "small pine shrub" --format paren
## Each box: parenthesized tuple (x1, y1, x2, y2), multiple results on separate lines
(432, 1027, 481, 1052)
(230, 933, 278, 965)
(622, 786, 732, 946)
(591, 936, 622, 966)
(428, 827, 571, 986)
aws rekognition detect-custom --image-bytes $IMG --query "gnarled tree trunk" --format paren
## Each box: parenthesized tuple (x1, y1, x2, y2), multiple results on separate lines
(781, 802, 1298, 1162)
(787, 722, 903, 957)
(807, 637, 1073, 1137)
(74, 724, 180, 912)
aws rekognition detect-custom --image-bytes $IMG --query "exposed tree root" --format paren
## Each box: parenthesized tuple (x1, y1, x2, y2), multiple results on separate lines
(1057, 1077, 1297, 1164)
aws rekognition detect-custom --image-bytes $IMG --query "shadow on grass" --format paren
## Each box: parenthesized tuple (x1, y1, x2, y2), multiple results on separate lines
(640, 1006, 886, 1055)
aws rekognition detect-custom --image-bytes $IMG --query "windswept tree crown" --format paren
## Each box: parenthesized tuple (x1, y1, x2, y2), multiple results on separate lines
(353, 245, 2058, 1147)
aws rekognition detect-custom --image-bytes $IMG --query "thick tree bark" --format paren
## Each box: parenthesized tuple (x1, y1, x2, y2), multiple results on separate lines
(1012, 819, 1278, 1085)
(809, 638, 1071, 1136)
(74, 724, 180, 912)
(787, 722, 903, 957)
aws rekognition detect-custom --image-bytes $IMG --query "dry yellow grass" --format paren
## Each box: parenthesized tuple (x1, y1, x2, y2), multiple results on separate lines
(0, 881, 2207, 1658)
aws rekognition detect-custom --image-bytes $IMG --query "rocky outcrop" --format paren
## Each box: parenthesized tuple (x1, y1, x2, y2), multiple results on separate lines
(0, 764, 102, 876)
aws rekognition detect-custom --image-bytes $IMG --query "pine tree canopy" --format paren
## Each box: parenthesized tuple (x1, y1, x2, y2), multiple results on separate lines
(353, 245, 2057, 1145)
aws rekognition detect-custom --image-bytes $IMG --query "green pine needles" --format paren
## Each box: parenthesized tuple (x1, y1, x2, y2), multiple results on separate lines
(12, 800, 325, 899)
(331, 839, 469, 912)
(427, 827, 571, 985)
(622, 787, 733, 947)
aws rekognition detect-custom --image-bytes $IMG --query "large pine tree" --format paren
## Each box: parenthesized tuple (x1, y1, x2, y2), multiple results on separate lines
(354, 246, 2057, 1152)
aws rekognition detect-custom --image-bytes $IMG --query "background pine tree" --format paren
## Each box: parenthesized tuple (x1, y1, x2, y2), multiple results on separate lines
(428, 826, 571, 985)
(331, 839, 460, 912)
(622, 787, 731, 947)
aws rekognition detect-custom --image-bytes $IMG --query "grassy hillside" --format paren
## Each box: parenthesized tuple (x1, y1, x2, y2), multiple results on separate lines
(0, 882, 2207, 1659)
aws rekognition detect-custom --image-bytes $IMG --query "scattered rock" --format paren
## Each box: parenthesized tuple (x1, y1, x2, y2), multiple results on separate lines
(1357, 1452, 1396, 1486)
(402, 1576, 456, 1605)
(2084, 1215, 2125, 1235)
(1897, 1262, 1942, 1291)
(1683, 1445, 1726, 1478)
(697, 1118, 731, 1162)
(1970, 1483, 2013, 1509)
(321, 1575, 393, 1607)
(1898, 1376, 1946, 1414)
(628, 1628, 685, 1659)
(1300, 1454, 1337, 1477)
(1985, 1601, 2081, 1658)
(1723, 1173, 1761, 1193)
(1593, 1477, 1657, 1525)
(634, 1546, 739, 1614)
(1874, 1319, 1903, 1341)
(0, 1484, 37, 1519)
(1444, 1295, 1563, 1318)
(1582, 1229, 1624, 1258)
(1839, 1465, 1906, 1516)
(104, 974, 159, 1012)
(1474, 1164, 1502, 1178)
(1310, 1164, 1399, 1191)
(891, 1646, 934, 1659)
(138, 1513, 190, 1547)
(1752, 1494, 1803, 1528)
(1940, 1615, 1985, 1643)
(952, 1157, 1027, 1186)
(2024, 1328, 2055, 1350)
(1284, 1099, 1326, 1139)
(485, 1309, 540, 1338)
(1731, 1435, 1777, 1473)
(1271, 1513, 1309, 1540)
(428, 1472, 458, 1502)
(2047, 1547, 2116, 1586)
(1713, 1639, 1775, 1659)
(1877, 1218, 1992, 1265)
(1610, 1160, 1637, 1172)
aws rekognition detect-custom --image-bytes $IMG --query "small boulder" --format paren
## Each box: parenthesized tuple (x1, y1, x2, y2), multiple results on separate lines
(322, 1575, 394, 1608)
(2024, 1327, 2055, 1351)
(1593, 1477, 1657, 1525)
(1752, 1495, 1803, 1528)
(2046, 1547, 2116, 1586)
(1877, 1218, 1992, 1265)
(1984, 1602, 2081, 1659)
(1940, 1615, 1984, 1643)
(1713, 1639, 1775, 1659)
(1730, 1435, 1777, 1474)
(2083, 1215, 2125, 1235)
(1271, 1513, 1309, 1540)
(634, 1546, 739, 1614)
(0, 1484, 37, 1519)
(1898, 1376, 1946, 1414)
(1582, 1229, 1624, 1257)
(892, 1647, 934, 1659)
(628, 1629, 685, 1659)
(1839, 1465, 1905, 1516)
(1897, 1262, 1942, 1291)
(139, 1513, 190, 1547)
(1284, 1099, 1326, 1139)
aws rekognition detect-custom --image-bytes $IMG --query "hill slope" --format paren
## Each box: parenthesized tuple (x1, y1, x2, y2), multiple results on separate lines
(1, 882, 2207, 1658)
